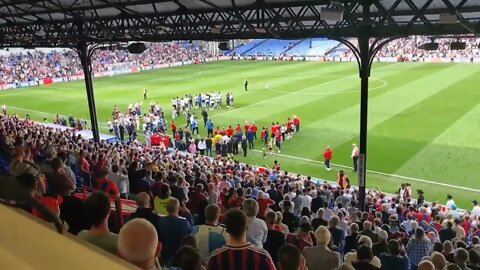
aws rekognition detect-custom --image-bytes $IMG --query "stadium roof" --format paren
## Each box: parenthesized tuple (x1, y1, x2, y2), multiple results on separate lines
(0, 0, 479, 48)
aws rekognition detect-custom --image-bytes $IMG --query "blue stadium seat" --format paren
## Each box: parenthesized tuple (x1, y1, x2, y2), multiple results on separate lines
(245, 39, 302, 56)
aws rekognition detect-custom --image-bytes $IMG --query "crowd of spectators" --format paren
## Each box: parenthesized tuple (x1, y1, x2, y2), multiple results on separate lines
(0, 41, 211, 85)
(334, 36, 480, 62)
(2, 113, 480, 270)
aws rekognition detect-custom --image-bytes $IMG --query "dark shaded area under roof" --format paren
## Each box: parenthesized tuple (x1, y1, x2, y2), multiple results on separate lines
(0, 0, 479, 48)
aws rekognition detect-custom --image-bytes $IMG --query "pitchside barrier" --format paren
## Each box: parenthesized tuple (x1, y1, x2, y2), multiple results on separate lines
(0, 56, 229, 91)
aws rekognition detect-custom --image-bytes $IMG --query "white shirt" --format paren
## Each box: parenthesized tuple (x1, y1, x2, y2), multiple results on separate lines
(301, 195, 312, 210)
(446, 199, 455, 209)
(401, 220, 413, 232)
(246, 217, 268, 248)
(109, 172, 129, 194)
(198, 141, 207, 150)
(323, 208, 334, 221)
(472, 205, 480, 218)
(351, 146, 359, 158)
(286, 191, 296, 200)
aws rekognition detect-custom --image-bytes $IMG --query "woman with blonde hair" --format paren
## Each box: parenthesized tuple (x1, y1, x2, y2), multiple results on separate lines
(274, 211, 289, 235)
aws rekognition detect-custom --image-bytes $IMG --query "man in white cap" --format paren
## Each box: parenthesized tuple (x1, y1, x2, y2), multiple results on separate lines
(351, 144, 359, 172)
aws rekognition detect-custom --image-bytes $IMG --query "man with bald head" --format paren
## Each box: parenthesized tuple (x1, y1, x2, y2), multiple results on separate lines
(158, 198, 193, 264)
(128, 192, 161, 237)
(118, 218, 161, 270)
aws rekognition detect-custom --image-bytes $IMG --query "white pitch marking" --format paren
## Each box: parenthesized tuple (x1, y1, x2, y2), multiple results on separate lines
(251, 149, 480, 193)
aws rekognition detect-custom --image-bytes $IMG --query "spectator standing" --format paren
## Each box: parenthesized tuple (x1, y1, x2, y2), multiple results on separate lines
(360, 221, 379, 243)
(439, 221, 456, 243)
(158, 198, 193, 264)
(379, 239, 410, 270)
(243, 199, 268, 248)
(345, 223, 360, 254)
(264, 211, 286, 264)
(118, 218, 161, 270)
(311, 208, 328, 231)
(278, 244, 307, 270)
(282, 201, 300, 233)
(109, 164, 129, 199)
(128, 192, 161, 237)
(77, 192, 118, 255)
(329, 215, 345, 251)
(352, 245, 381, 270)
(207, 209, 276, 270)
(95, 167, 119, 197)
(406, 228, 432, 270)
(344, 236, 381, 268)
(471, 200, 480, 219)
(372, 230, 389, 257)
(153, 183, 173, 216)
(257, 191, 275, 219)
(192, 204, 229, 262)
(302, 226, 342, 270)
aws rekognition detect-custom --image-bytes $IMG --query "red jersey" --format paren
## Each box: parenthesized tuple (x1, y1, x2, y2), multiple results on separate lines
(251, 124, 258, 132)
(245, 124, 250, 132)
(151, 134, 162, 145)
(275, 132, 282, 142)
(261, 130, 266, 139)
(163, 136, 170, 148)
(208, 244, 276, 270)
(214, 129, 221, 135)
(287, 120, 293, 129)
(171, 123, 176, 131)
(175, 132, 181, 140)
(79, 157, 90, 173)
(227, 128, 234, 137)
(95, 177, 119, 196)
(271, 125, 276, 135)
(257, 198, 275, 219)
(221, 129, 227, 136)
(235, 125, 242, 133)
(293, 117, 300, 125)
(324, 149, 333, 160)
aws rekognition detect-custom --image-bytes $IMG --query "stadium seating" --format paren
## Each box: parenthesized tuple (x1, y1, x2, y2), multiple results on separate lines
(244, 39, 302, 56)
(227, 39, 267, 55)
(285, 38, 341, 56)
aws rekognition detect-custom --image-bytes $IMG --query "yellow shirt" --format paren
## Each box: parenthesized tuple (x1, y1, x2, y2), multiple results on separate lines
(154, 197, 173, 216)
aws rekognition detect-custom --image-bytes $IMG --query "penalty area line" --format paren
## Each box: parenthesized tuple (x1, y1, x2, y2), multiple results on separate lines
(251, 149, 480, 193)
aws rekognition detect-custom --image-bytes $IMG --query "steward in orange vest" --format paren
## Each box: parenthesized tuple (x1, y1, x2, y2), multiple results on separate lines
(337, 170, 349, 190)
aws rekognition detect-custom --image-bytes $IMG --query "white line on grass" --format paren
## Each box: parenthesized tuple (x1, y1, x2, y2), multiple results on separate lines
(251, 149, 480, 193)
(207, 63, 397, 120)
(265, 77, 388, 95)
(6, 106, 110, 128)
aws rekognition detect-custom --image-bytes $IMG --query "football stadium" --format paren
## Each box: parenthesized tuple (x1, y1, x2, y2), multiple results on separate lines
(2, 1, 480, 270)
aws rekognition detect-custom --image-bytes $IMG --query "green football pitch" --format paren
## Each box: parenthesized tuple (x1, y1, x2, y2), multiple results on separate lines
(2, 60, 480, 209)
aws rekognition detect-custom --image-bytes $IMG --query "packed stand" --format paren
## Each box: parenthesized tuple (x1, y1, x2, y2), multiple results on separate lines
(0, 42, 211, 85)
(333, 36, 480, 62)
(2, 113, 480, 270)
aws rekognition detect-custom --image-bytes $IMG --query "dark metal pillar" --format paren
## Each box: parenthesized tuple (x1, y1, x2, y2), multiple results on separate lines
(356, 1, 373, 212)
(335, 3, 398, 212)
(357, 29, 370, 212)
(77, 41, 100, 142)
